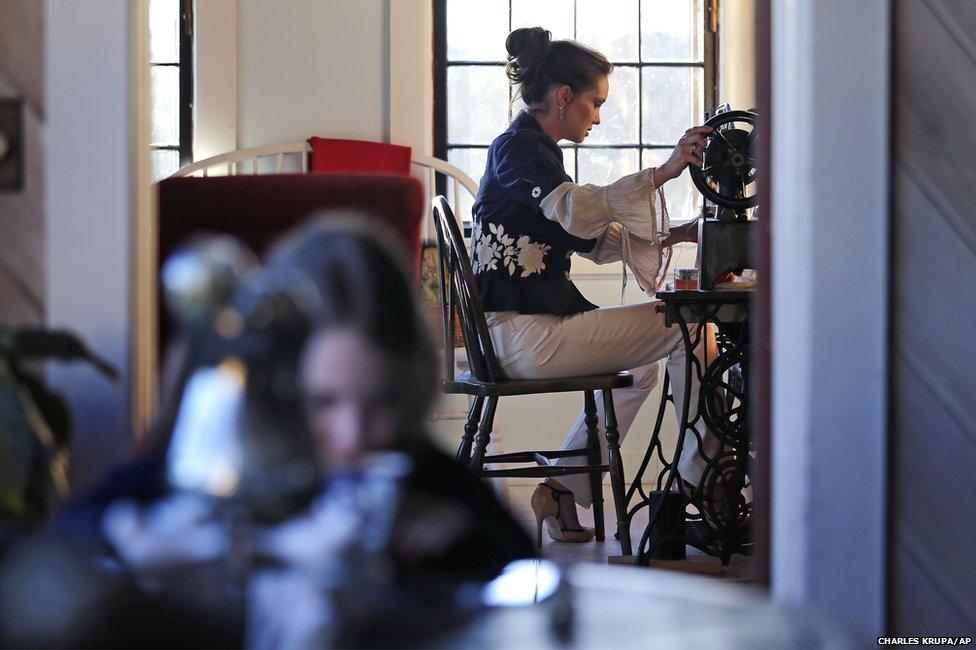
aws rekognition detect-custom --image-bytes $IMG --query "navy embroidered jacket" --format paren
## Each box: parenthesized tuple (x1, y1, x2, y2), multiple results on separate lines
(471, 111, 598, 315)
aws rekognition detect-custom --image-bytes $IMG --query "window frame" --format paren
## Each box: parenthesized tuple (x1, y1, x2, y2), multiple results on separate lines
(149, 0, 194, 173)
(433, 0, 718, 210)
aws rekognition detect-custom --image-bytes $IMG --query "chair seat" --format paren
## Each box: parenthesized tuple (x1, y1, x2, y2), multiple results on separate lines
(443, 370, 633, 397)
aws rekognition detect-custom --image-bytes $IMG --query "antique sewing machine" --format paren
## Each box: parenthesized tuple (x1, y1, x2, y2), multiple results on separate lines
(626, 107, 760, 566)
(690, 106, 758, 289)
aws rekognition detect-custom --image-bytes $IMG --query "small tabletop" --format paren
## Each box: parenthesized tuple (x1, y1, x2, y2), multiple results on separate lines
(656, 289, 755, 303)
(654, 289, 754, 324)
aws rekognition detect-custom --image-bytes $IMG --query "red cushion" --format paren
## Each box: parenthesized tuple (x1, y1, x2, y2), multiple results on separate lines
(157, 173, 424, 350)
(307, 137, 412, 175)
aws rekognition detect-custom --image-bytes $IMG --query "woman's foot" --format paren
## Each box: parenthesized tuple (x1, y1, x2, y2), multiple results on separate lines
(530, 481, 594, 546)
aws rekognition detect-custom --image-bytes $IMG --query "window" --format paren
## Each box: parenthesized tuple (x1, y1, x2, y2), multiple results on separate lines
(149, 0, 193, 182)
(435, 0, 717, 225)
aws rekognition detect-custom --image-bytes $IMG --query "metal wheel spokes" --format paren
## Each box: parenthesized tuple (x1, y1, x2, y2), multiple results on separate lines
(689, 109, 759, 210)
(700, 346, 749, 448)
(700, 452, 751, 535)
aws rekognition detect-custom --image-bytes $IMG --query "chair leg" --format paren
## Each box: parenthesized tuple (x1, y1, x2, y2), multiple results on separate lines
(469, 396, 498, 472)
(456, 395, 484, 464)
(584, 390, 605, 543)
(603, 389, 632, 556)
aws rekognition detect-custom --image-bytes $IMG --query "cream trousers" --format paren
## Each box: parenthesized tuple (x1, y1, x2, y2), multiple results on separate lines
(486, 303, 719, 508)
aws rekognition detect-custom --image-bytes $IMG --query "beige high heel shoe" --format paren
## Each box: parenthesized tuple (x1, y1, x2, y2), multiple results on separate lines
(530, 483, 595, 547)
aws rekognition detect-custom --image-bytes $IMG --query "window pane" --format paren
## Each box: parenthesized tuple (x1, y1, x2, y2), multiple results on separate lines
(151, 149, 180, 183)
(448, 147, 489, 221)
(577, 147, 639, 186)
(511, 94, 529, 115)
(642, 148, 700, 222)
(511, 0, 574, 41)
(560, 146, 576, 181)
(640, 0, 704, 62)
(149, 0, 180, 64)
(577, 0, 639, 62)
(448, 66, 511, 144)
(641, 66, 704, 144)
(150, 65, 180, 146)
(446, 0, 509, 62)
(586, 66, 637, 145)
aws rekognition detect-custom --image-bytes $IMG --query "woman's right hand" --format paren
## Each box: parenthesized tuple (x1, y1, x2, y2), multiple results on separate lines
(654, 126, 712, 186)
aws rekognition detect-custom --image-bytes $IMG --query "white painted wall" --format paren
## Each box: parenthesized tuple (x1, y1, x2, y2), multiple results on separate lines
(389, 0, 433, 156)
(45, 1, 134, 489)
(720, 0, 757, 109)
(194, 0, 238, 160)
(236, 0, 386, 148)
(770, 0, 889, 643)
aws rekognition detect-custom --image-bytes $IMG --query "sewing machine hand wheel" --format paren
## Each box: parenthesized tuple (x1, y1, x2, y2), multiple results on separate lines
(689, 109, 759, 211)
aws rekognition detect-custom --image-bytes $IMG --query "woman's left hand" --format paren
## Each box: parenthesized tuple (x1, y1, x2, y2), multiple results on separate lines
(661, 218, 700, 247)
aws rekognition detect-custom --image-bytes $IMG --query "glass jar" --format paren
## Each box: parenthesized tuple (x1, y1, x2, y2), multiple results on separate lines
(674, 268, 700, 291)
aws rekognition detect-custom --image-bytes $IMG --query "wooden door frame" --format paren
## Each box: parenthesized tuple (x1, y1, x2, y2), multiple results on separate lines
(751, 0, 772, 589)
(767, 0, 891, 643)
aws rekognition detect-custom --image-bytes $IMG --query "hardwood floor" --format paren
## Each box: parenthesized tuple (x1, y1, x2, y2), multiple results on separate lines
(503, 484, 752, 582)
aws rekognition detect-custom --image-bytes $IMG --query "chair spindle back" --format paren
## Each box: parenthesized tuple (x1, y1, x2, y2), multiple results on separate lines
(431, 196, 505, 384)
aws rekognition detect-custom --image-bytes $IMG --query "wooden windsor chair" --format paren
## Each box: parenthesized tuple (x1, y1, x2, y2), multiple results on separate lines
(431, 196, 634, 554)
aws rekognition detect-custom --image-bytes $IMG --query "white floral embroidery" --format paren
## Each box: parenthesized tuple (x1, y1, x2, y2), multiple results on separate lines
(488, 223, 516, 274)
(472, 221, 553, 278)
(477, 236, 502, 272)
(531, 186, 542, 198)
(469, 219, 484, 271)
(516, 235, 551, 278)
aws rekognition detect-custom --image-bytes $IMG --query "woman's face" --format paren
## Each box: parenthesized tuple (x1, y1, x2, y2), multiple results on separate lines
(562, 74, 609, 144)
(299, 328, 397, 467)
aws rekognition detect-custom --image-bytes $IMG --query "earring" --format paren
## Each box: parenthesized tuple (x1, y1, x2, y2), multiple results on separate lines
(558, 105, 565, 120)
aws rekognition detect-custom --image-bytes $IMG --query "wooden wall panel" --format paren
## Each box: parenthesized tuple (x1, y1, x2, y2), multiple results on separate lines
(890, 0, 976, 633)
(0, 0, 44, 325)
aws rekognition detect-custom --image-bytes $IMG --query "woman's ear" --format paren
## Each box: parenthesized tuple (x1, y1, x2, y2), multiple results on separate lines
(555, 84, 573, 107)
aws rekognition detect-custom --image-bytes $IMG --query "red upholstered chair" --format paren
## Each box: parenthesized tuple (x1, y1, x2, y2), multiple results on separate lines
(156, 173, 424, 349)
(307, 137, 412, 176)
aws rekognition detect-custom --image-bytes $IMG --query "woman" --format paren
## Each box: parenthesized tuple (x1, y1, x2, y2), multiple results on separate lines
(30, 220, 533, 646)
(472, 27, 719, 544)
(268, 217, 535, 579)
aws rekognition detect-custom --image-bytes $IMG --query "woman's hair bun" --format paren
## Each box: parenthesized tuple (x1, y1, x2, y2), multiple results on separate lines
(504, 27, 612, 106)
(505, 27, 551, 82)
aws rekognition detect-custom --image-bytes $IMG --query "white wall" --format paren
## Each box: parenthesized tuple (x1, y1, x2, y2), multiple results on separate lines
(46, 1, 134, 489)
(389, 0, 433, 155)
(719, 0, 756, 109)
(194, 0, 238, 160)
(236, 0, 387, 148)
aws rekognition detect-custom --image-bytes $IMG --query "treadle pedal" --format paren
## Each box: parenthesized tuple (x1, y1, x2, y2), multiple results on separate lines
(684, 520, 721, 555)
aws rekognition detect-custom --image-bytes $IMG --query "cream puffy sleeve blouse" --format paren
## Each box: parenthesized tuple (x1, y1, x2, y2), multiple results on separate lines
(540, 167, 674, 297)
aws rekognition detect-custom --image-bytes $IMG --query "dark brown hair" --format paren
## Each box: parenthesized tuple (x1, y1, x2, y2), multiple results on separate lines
(505, 27, 613, 106)
(266, 215, 438, 443)
(143, 216, 438, 458)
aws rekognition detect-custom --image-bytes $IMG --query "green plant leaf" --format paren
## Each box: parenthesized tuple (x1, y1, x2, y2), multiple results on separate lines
(1, 327, 117, 381)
